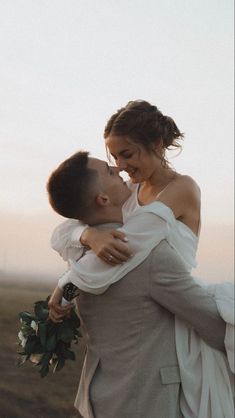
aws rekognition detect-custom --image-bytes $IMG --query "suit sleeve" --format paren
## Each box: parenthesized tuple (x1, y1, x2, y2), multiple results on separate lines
(149, 241, 225, 351)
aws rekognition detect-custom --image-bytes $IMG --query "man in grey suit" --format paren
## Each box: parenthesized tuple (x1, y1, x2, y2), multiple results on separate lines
(48, 152, 225, 418)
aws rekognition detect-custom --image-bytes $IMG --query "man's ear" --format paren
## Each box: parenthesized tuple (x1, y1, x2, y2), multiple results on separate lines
(95, 193, 110, 207)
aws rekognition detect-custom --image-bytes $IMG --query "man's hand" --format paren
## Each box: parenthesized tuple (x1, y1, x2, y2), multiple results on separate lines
(81, 227, 132, 265)
(48, 286, 73, 323)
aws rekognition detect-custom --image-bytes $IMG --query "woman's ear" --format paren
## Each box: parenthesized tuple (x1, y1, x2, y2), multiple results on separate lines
(152, 138, 164, 153)
(151, 139, 165, 160)
(95, 193, 110, 207)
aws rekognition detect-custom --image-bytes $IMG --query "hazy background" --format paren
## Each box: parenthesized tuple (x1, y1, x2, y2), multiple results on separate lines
(0, 0, 234, 284)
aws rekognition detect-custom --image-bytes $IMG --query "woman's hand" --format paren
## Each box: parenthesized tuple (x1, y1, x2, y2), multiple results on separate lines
(48, 286, 73, 323)
(81, 227, 132, 265)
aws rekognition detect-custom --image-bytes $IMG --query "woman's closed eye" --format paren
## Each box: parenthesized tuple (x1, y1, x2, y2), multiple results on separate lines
(122, 152, 133, 159)
(111, 153, 133, 161)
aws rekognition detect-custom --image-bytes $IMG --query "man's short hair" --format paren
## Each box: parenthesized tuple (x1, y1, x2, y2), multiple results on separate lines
(47, 151, 99, 221)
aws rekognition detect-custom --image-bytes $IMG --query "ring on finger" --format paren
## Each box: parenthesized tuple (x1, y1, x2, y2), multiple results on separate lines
(108, 255, 113, 261)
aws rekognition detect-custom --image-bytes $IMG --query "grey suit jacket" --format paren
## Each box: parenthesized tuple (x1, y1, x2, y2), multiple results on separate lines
(75, 240, 225, 418)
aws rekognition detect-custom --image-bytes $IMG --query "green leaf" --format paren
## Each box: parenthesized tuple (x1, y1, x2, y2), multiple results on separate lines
(36, 299, 49, 309)
(19, 311, 34, 324)
(34, 302, 49, 321)
(24, 338, 38, 354)
(57, 322, 74, 343)
(40, 365, 49, 378)
(46, 320, 57, 336)
(21, 324, 35, 337)
(53, 356, 65, 373)
(38, 322, 47, 348)
(39, 352, 52, 378)
(46, 333, 57, 351)
(32, 341, 44, 354)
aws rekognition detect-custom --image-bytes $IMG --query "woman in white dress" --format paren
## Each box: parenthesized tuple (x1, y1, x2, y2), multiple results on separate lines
(52, 100, 201, 266)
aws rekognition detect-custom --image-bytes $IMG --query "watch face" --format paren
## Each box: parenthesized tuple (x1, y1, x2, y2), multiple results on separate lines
(63, 283, 80, 301)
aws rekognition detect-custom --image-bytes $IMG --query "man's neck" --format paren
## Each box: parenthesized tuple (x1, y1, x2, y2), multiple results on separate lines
(93, 222, 123, 230)
(85, 207, 123, 227)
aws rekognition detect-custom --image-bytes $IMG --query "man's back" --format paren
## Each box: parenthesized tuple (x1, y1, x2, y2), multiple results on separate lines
(75, 241, 224, 418)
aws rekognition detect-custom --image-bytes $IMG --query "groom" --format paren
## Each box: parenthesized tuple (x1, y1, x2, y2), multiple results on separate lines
(48, 151, 225, 418)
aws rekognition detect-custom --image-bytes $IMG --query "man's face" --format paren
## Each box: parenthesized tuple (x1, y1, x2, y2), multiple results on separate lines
(88, 158, 131, 207)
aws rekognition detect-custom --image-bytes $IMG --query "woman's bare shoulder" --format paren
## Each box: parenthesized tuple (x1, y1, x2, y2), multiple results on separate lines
(174, 174, 201, 197)
(157, 174, 200, 219)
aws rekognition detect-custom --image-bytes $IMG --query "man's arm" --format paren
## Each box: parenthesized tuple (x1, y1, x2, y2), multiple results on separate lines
(48, 286, 73, 323)
(149, 241, 225, 351)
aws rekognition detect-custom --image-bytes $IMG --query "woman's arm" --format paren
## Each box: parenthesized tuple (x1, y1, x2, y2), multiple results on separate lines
(81, 227, 131, 265)
(57, 213, 169, 294)
(51, 219, 132, 265)
(51, 219, 87, 261)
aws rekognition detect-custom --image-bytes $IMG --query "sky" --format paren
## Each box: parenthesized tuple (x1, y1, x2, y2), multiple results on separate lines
(0, 0, 234, 283)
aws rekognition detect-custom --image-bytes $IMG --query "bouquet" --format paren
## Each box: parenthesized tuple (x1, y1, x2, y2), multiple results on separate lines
(17, 283, 81, 377)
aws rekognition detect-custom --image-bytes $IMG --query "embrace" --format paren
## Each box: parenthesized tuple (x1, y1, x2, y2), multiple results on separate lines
(47, 100, 234, 418)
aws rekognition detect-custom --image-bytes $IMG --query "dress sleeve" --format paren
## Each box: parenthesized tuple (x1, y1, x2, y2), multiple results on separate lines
(59, 212, 169, 294)
(51, 219, 87, 261)
(57, 269, 71, 290)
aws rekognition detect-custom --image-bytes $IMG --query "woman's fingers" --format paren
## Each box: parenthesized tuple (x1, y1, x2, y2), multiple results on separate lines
(101, 242, 132, 264)
(104, 254, 121, 265)
(82, 228, 132, 263)
(110, 230, 129, 242)
(104, 245, 132, 265)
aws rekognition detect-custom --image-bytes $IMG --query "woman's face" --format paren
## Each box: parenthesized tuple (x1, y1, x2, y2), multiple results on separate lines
(105, 135, 161, 183)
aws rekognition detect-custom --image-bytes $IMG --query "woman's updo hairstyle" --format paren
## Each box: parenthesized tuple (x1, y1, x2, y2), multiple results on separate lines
(104, 100, 184, 165)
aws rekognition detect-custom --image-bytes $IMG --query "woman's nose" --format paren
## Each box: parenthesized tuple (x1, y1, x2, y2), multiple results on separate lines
(116, 158, 127, 170)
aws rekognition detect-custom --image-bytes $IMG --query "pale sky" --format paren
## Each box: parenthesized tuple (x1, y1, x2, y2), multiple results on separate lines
(0, 0, 234, 282)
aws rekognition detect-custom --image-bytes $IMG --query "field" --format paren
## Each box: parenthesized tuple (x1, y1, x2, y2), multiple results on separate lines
(0, 280, 85, 418)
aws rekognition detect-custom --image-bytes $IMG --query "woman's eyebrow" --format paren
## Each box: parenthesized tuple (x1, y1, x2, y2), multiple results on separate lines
(111, 149, 130, 157)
